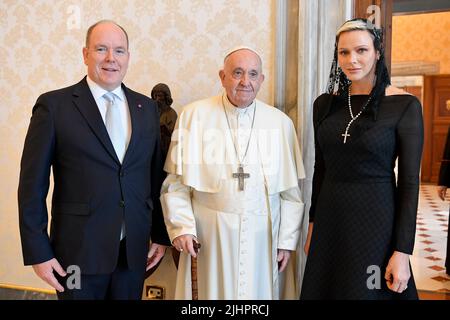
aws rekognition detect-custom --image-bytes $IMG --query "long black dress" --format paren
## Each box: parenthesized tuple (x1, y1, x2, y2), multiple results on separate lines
(300, 93, 424, 299)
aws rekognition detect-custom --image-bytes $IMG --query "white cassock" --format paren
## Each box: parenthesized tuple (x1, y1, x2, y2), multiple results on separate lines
(161, 94, 305, 300)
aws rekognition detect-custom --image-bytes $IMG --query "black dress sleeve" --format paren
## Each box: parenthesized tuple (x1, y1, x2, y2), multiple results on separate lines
(309, 96, 327, 223)
(438, 126, 450, 187)
(394, 97, 424, 254)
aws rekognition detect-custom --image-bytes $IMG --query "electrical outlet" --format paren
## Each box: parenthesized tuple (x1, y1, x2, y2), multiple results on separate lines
(146, 285, 164, 299)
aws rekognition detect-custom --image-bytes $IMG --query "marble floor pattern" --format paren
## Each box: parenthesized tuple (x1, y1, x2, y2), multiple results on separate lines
(411, 184, 450, 296)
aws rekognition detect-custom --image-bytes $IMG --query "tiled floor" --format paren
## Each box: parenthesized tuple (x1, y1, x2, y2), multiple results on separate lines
(411, 184, 450, 298)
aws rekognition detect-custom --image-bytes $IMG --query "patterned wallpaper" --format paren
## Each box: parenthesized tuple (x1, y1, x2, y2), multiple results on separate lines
(392, 11, 450, 74)
(0, 0, 275, 289)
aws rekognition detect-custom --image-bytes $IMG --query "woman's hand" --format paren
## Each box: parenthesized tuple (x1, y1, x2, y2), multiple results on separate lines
(385, 251, 411, 293)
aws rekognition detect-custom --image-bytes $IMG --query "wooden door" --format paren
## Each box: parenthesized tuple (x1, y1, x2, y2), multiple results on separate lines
(422, 75, 450, 183)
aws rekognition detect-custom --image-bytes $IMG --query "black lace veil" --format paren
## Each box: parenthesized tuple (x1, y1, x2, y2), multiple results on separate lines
(326, 18, 391, 120)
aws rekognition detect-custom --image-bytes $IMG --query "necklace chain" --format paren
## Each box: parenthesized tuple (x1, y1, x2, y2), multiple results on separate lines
(222, 95, 256, 165)
(342, 87, 372, 144)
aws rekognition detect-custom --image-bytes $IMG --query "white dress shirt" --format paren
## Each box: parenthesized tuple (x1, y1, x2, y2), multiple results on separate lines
(86, 76, 132, 154)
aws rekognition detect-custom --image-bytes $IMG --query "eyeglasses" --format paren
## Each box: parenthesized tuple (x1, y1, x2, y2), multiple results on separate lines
(91, 46, 128, 57)
(231, 68, 260, 81)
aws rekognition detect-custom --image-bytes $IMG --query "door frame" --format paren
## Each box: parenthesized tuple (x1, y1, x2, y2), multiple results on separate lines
(353, 0, 393, 74)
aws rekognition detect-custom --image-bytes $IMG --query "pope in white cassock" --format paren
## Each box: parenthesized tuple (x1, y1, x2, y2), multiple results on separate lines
(160, 47, 305, 299)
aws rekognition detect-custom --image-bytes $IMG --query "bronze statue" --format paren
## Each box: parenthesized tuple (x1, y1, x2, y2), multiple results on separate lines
(151, 83, 177, 159)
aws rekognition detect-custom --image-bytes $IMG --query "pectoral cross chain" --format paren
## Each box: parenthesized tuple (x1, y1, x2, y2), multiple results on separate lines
(232, 165, 250, 191)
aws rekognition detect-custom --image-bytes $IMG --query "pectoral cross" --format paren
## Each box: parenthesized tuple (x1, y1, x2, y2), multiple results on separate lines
(232, 165, 250, 191)
(342, 131, 350, 144)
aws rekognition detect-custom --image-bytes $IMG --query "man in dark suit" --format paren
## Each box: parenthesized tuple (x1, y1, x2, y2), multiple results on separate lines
(437, 126, 450, 276)
(18, 20, 170, 299)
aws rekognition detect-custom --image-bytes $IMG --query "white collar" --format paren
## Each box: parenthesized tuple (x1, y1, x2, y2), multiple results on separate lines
(86, 76, 125, 102)
(222, 93, 255, 116)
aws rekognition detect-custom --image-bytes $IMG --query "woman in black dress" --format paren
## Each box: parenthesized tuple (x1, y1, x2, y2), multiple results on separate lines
(300, 18, 423, 299)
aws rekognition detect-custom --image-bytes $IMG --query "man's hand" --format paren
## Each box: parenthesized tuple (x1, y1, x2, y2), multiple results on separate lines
(146, 243, 168, 271)
(277, 249, 291, 273)
(437, 186, 447, 201)
(172, 234, 198, 258)
(385, 251, 411, 293)
(32, 258, 66, 292)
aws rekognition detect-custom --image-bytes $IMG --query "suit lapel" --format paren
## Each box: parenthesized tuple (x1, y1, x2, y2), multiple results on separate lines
(72, 78, 121, 164)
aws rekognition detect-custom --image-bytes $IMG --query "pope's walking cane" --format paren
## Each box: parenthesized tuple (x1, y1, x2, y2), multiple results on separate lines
(191, 242, 201, 300)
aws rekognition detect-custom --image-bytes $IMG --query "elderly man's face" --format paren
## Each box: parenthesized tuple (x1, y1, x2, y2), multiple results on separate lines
(83, 22, 129, 91)
(219, 49, 264, 108)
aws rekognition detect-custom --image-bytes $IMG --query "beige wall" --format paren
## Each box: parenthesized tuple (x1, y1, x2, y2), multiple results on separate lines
(392, 12, 450, 74)
(0, 0, 275, 290)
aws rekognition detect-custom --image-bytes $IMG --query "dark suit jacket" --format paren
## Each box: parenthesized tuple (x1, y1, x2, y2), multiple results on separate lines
(18, 77, 170, 274)
(439, 126, 450, 187)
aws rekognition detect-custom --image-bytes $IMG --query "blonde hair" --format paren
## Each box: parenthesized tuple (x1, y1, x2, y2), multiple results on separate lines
(336, 19, 373, 37)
